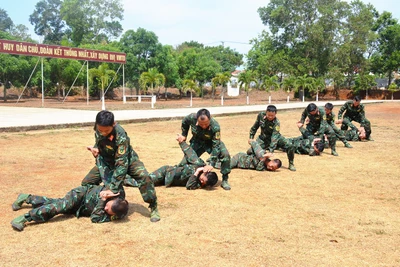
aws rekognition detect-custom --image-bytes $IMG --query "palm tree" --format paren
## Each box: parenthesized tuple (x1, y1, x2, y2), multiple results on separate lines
(139, 68, 166, 97)
(261, 75, 280, 103)
(294, 75, 314, 102)
(310, 77, 325, 102)
(211, 72, 230, 106)
(238, 70, 256, 105)
(89, 63, 116, 110)
(182, 79, 199, 107)
(281, 76, 296, 103)
(388, 83, 399, 100)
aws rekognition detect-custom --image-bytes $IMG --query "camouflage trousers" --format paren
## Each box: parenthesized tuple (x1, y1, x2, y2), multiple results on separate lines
(188, 140, 231, 179)
(341, 116, 371, 139)
(82, 159, 157, 208)
(302, 124, 337, 150)
(23, 185, 92, 223)
(329, 123, 347, 144)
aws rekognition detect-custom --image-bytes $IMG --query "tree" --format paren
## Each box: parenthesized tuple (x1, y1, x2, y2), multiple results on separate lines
(182, 79, 199, 107)
(211, 72, 230, 105)
(0, 54, 19, 102)
(261, 75, 280, 103)
(238, 70, 256, 105)
(281, 76, 296, 102)
(387, 82, 399, 100)
(0, 8, 13, 32)
(309, 77, 325, 101)
(29, 0, 65, 44)
(89, 63, 116, 110)
(120, 28, 160, 92)
(61, 0, 123, 45)
(353, 72, 376, 96)
(139, 68, 165, 97)
(294, 75, 315, 102)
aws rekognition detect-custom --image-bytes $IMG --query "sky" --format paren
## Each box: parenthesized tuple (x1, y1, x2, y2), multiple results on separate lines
(2, 0, 400, 56)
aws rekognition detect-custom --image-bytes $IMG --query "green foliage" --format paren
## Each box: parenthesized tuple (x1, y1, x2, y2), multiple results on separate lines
(139, 68, 165, 95)
(353, 73, 376, 93)
(89, 63, 116, 98)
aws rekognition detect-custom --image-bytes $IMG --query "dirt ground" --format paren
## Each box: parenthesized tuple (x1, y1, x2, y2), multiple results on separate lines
(1, 100, 400, 266)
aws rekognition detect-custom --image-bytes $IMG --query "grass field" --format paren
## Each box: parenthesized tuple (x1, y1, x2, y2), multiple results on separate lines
(1, 101, 400, 267)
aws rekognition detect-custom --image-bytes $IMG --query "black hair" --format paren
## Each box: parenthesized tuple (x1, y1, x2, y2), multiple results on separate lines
(354, 95, 361, 102)
(273, 159, 282, 168)
(307, 103, 317, 112)
(196, 109, 211, 120)
(266, 105, 277, 113)
(111, 198, 129, 218)
(324, 103, 334, 110)
(94, 110, 114, 130)
(315, 142, 325, 153)
(205, 172, 218, 187)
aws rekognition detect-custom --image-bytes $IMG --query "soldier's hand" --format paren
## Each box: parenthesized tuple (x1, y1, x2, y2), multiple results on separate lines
(203, 165, 213, 173)
(176, 134, 186, 143)
(87, 146, 99, 157)
(99, 190, 120, 201)
(297, 122, 304, 128)
(248, 139, 255, 144)
(263, 152, 274, 159)
(336, 119, 343, 124)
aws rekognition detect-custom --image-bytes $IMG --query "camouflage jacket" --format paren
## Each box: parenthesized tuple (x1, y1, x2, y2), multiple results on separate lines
(299, 106, 329, 138)
(77, 185, 125, 223)
(289, 136, 313, 155)
(164, 142, 206, 189)
(181, 113, 222, 160)
(337, 100, 366, 120)
(235, 141, 268, 171)
(93, 124, 135, 193)
(344, 129, 360, 141)
(325, 110, 336, 127)
(249, 112, 282, 152)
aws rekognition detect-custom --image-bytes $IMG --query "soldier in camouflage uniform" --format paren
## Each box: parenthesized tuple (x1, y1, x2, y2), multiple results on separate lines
(249, 105, 296, 171)
(298, 103, 338, 156)
(227, 140, 282, 171)
(337, 96, 373, 140)
(344, 126, 367, 141)
(288, 130, 325, 156)
(177, 109, 232, 190)
(82, 110, 160, 222)
(149, 134, 218, 190)
(10, 185, 128, 231)
(324, 102, 353, 148)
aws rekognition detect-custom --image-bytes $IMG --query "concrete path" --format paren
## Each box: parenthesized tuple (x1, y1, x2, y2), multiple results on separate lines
(0, 100, 382, 132)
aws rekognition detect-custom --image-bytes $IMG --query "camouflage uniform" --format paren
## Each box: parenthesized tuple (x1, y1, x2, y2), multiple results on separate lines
(181, 113, 231, 181)
(149, 142, 206, 190)
(82, 124, 157, 209)
(337, 100, 372, 139)
(344, 128, 362, 141)
(325, 110, 350, 146)
(249, 111, 295, 167)
(287, 134, 315, 155)
(230, 141, 271, 171)
(299, 106, 337, 153)
(20, 184, 122, 224)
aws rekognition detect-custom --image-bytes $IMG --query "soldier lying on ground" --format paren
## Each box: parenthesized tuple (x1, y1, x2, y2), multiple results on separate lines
(11, 185, 128, 232)
(127, 134, 218, 190)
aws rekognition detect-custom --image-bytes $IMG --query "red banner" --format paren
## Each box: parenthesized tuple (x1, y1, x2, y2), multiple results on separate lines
(0, 39, 126, 64)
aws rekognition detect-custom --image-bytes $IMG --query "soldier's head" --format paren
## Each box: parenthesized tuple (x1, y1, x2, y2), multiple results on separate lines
(353, 96, 361, 107)
(313, 141, 325, 155)
(358, 127, 366, 140)
(95, 110, 116, 136)
(196, 109, 211, 129)
(265, 105, 277, 121)
(198, 171, 218, 187)
(105, 198, 129, 219)
(265, 158, 282, 171)
(307, 103, 318, 115)
(324, 103, 334, 115)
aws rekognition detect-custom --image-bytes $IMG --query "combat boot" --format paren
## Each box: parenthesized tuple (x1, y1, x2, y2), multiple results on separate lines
(288, 163, 296, 171)
(367, 136, 374, 141)
(11, 215, 28, 231)
(12, 193, 30, 211)
(344, 142, 353, 148)
(150, 207, 160, 222)
(221, 175, 231, 190)
(331, 150, 339, 156)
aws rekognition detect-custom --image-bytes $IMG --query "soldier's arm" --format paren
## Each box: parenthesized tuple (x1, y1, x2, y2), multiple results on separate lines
(109, 138, 130, 193)
(186, 170, 202, 190)
(359, 104, 366, 120)
(299, 108, 308, 124)
(250, 141, 267, 160)
(181, 114, 192, 138)
(337, 103, 347, 119)
(180, 141, 205, 166)
(268, 122, 281, 152)
(90, 199, 111, 223)
(249, 113, 261, 139)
